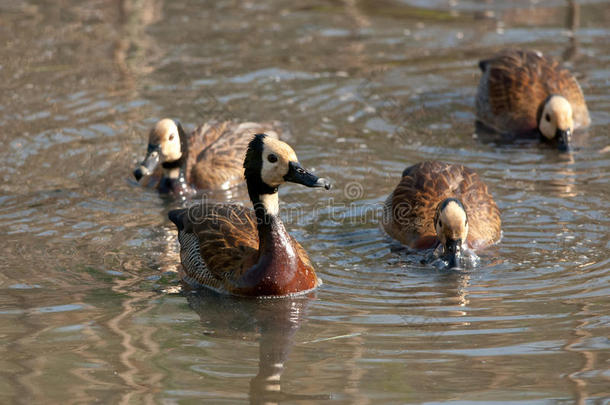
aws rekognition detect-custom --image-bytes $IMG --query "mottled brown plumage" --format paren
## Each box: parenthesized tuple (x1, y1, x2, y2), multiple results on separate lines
(133, 119, 287, 196)
(184, 120, 284, 190)
(169, 203, 318, 295)
(476, 49, 590, 135)
(168, 134, 330, 297)
(382, 161, 501, 250)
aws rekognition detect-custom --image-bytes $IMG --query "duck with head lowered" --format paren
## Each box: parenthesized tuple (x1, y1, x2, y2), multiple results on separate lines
(476, 49, 590, 152)
(382, 161, 501, 268)
(168, 134, 331, 297)
(133, 118, 286, 198)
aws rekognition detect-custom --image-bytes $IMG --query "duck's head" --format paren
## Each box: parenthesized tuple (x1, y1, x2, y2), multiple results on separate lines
(538, 95, 574, 152)
(434, 198, 469, 268)
(244, 134, 330, 205)
(133, 118, 186, 181)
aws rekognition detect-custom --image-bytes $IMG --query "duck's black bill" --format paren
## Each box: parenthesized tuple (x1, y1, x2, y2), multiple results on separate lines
(444, 238, 462, 269)
(556, 129, 571, 152)
(133, 144, 160, 181)
(284, 161, 331, 190)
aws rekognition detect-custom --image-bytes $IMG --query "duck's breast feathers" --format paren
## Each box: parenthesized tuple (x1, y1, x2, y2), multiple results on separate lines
(290, 236, 315, 277)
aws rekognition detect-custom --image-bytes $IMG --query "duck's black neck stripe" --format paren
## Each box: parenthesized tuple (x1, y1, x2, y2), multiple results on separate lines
(162, 159, 182, 169)
(535, 94, 556, 129)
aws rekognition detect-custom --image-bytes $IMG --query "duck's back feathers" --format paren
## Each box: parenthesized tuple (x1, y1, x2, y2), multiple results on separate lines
(476, 49, 590, 133)
(185, 120, 285, 190)
(383, 161, 501, 249)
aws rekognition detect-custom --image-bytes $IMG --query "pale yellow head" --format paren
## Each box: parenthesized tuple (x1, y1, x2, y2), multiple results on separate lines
(133, 118, 184, 181)
(243, 134, 330, 213)
(539, 96, 573, 151)
(259, 136, 298, 188)
(434, 198, 469, 267)
(149, 118, 182, 162)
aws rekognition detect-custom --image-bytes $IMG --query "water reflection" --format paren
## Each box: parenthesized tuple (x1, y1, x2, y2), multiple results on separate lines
(186, 291, 331, 404)
(115, 0, 164, 84)
(562, 0, 581, 63)
(106, 276, 164, 405)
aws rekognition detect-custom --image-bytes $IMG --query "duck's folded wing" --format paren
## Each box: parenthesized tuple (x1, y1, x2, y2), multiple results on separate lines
(555, 69, 590, 129)
(458, 168, 501, 247)
(191, 122, 277, 189)
(169, 203, 259, 286)
(485, 50, 543, 130)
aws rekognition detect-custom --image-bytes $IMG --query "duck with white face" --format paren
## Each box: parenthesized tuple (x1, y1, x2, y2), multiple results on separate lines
(133, 118, 188, 193)
(475, 50, 590, 153)
(538, 95, 574, 152)
(434, 198, 469, 268)
(168, 134, 332, 296)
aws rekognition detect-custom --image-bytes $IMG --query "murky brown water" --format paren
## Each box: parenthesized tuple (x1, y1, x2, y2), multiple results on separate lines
(1, 1, 609, 403)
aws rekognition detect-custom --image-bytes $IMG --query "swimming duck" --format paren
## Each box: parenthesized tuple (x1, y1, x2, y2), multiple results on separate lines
(476, 49, 590, 151)
(133, 118, 286, 196)
(382, 161, 501, 267)
(168, 134, 331, 296)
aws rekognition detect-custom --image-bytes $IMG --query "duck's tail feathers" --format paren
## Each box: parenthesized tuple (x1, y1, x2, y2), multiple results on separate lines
(168, 208, 188, 231)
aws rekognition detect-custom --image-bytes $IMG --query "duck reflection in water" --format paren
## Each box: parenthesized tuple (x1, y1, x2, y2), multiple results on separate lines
(186, 290, 331, 404)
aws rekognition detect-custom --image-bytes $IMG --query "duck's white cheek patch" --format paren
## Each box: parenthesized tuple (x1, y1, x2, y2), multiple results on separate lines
(539, 118, 555, 139)
(261, 161, 288, 186)
(261, 162, 276, 185)
(162, 137, 182, 160)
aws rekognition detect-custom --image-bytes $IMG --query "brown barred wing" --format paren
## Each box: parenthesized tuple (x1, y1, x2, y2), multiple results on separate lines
(387, 162, 452, 248)
(169, 203, 259, 291)
(188, 121, 285, 190)
(483, 50, 546, 133)
(457, 166, 502, 248)
(554, 68, 591, 129)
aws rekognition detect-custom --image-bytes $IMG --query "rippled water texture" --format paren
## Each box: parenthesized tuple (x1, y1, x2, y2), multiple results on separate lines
(1, 1, 609, 403)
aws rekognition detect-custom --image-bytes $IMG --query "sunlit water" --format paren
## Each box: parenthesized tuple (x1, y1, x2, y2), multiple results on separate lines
(1, 1, 609, 403)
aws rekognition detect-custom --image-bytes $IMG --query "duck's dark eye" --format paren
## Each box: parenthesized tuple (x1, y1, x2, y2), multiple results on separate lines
(545, 114, 551, 122)
(169, 134, 175, 141)
(267, 154, 278, 163)
(438, 220, 442, 228)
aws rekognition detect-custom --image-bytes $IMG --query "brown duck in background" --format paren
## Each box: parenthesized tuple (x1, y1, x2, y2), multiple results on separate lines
(133, 118, 286, 197)
(476, 49, 590, 151)
(168, 134, 331, 297)
(382, 161, 501, 267)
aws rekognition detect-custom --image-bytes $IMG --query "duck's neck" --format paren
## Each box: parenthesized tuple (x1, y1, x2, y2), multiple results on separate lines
(161, 125, 190, 195)
(235, 178, 315, 295)
(250, 191, 293, 256)
(162, 157, 182, 179)
(159, 157, 191, 198)
(244, 187, 299, 290)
